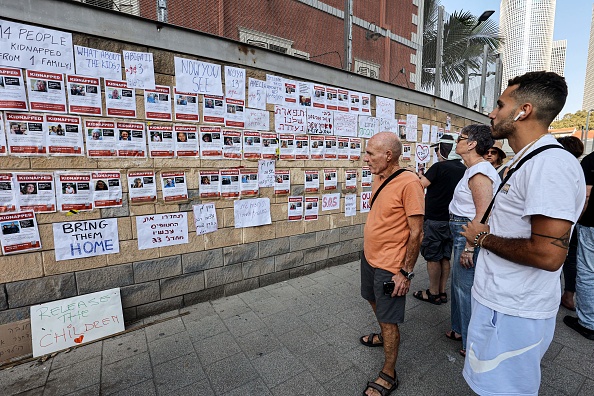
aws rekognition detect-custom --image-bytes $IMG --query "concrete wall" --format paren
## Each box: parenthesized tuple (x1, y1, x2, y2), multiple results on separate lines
(0, 0, 489, 325)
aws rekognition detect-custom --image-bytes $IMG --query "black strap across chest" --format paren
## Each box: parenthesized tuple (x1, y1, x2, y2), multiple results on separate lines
(370, 169, 408, 209)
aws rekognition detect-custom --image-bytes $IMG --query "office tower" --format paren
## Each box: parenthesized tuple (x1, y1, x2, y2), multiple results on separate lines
(550, 39, 566, 77)
(583, 5, 594, 110)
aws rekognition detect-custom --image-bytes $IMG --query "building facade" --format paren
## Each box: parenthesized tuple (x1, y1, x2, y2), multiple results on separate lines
(583, 4, 594, 111)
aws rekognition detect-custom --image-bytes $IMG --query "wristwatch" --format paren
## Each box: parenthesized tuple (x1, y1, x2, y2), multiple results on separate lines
(400, 269, 415, 280)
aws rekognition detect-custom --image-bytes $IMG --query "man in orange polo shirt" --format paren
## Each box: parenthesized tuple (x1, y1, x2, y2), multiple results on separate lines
(360, 132, 425, 396)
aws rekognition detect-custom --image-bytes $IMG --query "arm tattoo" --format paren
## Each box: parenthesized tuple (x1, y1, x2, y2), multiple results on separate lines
(531, 229, 571, 249)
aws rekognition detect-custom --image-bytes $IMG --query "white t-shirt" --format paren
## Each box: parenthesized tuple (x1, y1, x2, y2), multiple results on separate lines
(472, 135, 586, 319)
(449, 161, 499, 219)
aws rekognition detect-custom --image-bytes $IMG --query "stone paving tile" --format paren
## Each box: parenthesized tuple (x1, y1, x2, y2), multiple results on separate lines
(48, 342, 103, 370)
(44, 356, 101, 395)
(238, 288, 274, 304)
(211, 296, 251, 319)
(541, 359, 586, 395)
(107, 379, 156, 396)
(260, 309, 308, 336)
(204, 353, 259, 395)
(553, 345, 594, 378)
(578, 379, 594, 396)
(276, 325, 326, 356)
(166, 379, 213, 396)
(251, 347, 306, 387)
(144, 316, 186, 342)
(100, 352, 153, 395)
(153, 353, 205, 394)
(102, 331, 148, 365)
(297, 307, 344, 333)
(13, 388, 44, 396)
(179, 300, 217, 318)
(235, 328, 283, 360)
(222, 310, 267, 337)
(183, 313, 228, 341)
(147, 331, 193, 365)
(193, 332, 243, 365)
(322, 366, 369, 396)
(247, 297, 289, 318)
(296, 343, 354, 383)
(223, 378, 273, 396)
(270, 370, 326, 396)
(63, 383, 100, 396)
(1, 362, 51, 395)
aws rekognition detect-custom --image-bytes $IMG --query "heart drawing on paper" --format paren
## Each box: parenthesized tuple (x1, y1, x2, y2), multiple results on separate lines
(416, 144, 430, 163)
(74, 335, 84, 344)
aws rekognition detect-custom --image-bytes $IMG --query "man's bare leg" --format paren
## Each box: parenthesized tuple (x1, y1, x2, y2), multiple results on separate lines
(439, 258, 451, 295)
(417, 260, 442, 299)
(365, 321, 400, 396)
(361, 301, 382, 345)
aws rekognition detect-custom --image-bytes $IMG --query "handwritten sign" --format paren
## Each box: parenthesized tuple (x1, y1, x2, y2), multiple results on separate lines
(376, 96, 395, 119)
(322, 193, 340, 211)
(360, 191, 371, 213)
(224, 66, 246, 101)
(245, 108, 269, 131)
(266, 74, 284, 105)
(275, 105, 306, 134)
(416, 143, 430, 163)
(248, 78, 267, 110)
(379, 117, 398, 133)
(358, 116, 379, 138)
(422, 124, 430, 143)
(234, 198, 271, 228)
(307, 107, 333, 135)
(258, 159, 275, 188)
(174, 56, 222, 95)
(334, 112, 358, 137)
(123, 51, 155, 89)
(193, 203, 218, 235)
(136, 212, 188, 250)
(74, 45, 121, 80)
(345, 194, 356, 217)
(0, 19, 74, 73)
(31, 288, 124, 357)
(53, 219, 119, 261)
(0, 319, 32, 363)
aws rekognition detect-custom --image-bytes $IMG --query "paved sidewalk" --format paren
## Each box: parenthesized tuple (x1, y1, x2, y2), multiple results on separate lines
(2, 259, 593, 395)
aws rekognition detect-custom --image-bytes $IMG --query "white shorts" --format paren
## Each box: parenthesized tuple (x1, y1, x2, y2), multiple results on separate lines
(463, 297, 555, 396)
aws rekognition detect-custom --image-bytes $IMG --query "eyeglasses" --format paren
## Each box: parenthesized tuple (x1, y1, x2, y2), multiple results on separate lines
(456, 136, 468, 143)
(486, 149, 499, 155)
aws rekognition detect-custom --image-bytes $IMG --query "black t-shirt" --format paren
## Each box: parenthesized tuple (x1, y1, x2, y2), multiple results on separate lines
(579, 152, 594, 227)
(424, 159, 467, 221)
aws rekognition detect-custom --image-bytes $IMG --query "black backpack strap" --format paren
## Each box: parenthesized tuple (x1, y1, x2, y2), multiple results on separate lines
(370, 169, 408, 209)
(480, 144, 563, 224)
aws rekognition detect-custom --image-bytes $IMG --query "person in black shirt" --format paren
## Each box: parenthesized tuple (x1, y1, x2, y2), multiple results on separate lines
(413, 135, 466, 306)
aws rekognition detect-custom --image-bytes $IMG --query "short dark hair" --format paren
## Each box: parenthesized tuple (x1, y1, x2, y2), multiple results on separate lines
(507, 71, 567, 126)
(461, 124, 493, 156)
(556, 136, 584, 158)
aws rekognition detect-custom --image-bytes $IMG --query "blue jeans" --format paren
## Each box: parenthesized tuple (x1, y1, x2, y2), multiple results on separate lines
(450, 215, 479, 350)
(576, 224, 594, 331)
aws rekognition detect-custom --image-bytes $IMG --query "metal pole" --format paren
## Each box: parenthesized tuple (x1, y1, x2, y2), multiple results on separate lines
(343, 0, 353, 71)
(434, 6, 444, 97)
(586, 110, 592, 152)
(493, 54, 503, 106)
(462, 48, 469, 107)
(478, 44, 489, 113)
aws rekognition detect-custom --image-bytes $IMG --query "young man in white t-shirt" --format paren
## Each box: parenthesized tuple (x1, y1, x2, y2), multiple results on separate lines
(460, 71, 586, 396)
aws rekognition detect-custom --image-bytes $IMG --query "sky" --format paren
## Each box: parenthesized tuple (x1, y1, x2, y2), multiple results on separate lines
(438, 0, 592, 117)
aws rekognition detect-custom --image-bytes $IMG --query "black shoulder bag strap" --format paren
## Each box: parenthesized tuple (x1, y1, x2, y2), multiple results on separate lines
(370, 169, 408, 209)
(480, 144, 563, 224)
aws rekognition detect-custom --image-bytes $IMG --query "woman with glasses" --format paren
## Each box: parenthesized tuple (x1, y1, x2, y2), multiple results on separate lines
(483, 140, 507, 179)
(446, 125, 499, 357)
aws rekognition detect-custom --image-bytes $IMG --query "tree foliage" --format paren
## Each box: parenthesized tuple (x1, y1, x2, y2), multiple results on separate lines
(551, 110, 589, 130)
(422, 0, 503, 90)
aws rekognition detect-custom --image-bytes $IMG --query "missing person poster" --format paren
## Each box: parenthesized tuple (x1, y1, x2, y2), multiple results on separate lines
(203, 95, 225, 124)
(361, 93, 371, 115)
(0, 210, 41, 255)
(144, 85, 172, 121)
(304, 197, 319, 221)
(160, 171, 188, 203)
(91, 171, 122, 208)
(309, 135, 324, 160)
(5, 112, 46, 156)
(116, 121, 146, 157)
(305, 170, 320, 193)
(284, 79, 298, 106)
(243, 131, 261, 160)
(261, 133, 278, 160)
(199, 126, 223, 159)
(128, 170, 157, 204)
(350, 138, 361, 160)
(349, 91, 361, 114)
(55, 172, 93, 212)
(345, 169, 357, 191)
(240, 168, 259, 197)
(53, 218, 119, 261)
(279, 134, 295, 160)
(298, 82, 312, 107)
(46, 114, 83, 156)
(274, 169, 290, 195)
(324, 136, 337, 159)
(15, 173, 56, 213)
(0, 67, 28, 111)
(74, 45, 122, 80)
(26, 70, 67, 113)
(66, 75, 102, 116)
(295, 134, 309, 160)
(174, 89, 199, 122)
(337, 137, 349, 160)
(288, 196, 304, 221)
(0, 173, 17, 212)
(193, 203, 218, 236)
(323, 169, 338, 190)
(148, 124, 174, 158)
(104, 79, 136, 118)
(174, 124, 199, 157)
(224, 99, 245, 128)
(325, 87, 338, 110)
(199, 170, 220, 198)
(222, 130, 242, 159)
(85, 120, 116, 158)
(361, 166, 372, 187)
(312, 85, 326, 109)
(137, 212, 188, 250)
(220, 169, 240, 199)
(337, 88, 349, 112)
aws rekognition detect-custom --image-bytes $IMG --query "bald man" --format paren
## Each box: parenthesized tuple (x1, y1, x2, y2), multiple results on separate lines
(359, 132, 425, 396)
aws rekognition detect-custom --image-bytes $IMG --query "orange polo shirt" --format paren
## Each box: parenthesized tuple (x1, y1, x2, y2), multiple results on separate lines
(363, 171, 425, 274)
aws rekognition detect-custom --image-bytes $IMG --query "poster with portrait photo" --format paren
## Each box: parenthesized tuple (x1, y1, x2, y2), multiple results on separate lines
(144, 85, 172, 121)
(55, 172, 93, 212)
(360, 93, 371, 115)
(337, 137, 349, 160)
(288, 196, 304, 221)
(0, 112, 6, 155)
(116, 121, 146, 157)
(349, 91, 361, 114)
(361, 166, 372, 187)
(240, 168, 259, 197)
(295, 134, 309, 160)
(274, 170, 290, 195)
(173, 89, 199, 122)
(312, 85, 326, 109)
(242, 131, 261, 160)
(26, 70, 67, 113)
(416, 161, 427, 178)
(279, 134, 295, 160)
(224, 99, 245, 128)
(203, 95, 225, 124)
(324, 136, 337, 159)
(298, 82, 312, 107)
(304, 197, 319, 221)
(220, 169, 240, 199)
(397, 119, 407, 140)
(222, 129, 242, 159)
(66, 75, 102, 116)
(5, 112, 46, 156)
(85, 120, 117, 158)
(403, 144, 411, 160)
(325, 87, 338, 110)
(323, 169, 338, 190)
(91, 171, 122, 208)
(345, 169, 357, 191)
(309, 135, 325, 160)
(337, 88, 349, 113)
(15, 172, 56, 213)
(0, 67, 28, 111)
(46, 114, 84, 156)
(261, 133, 278, 160)
(199, 170, 220, 198)
(148, 124, 174, 158)
(174, 124, 199, 158)
(199, 126, 223, 159)
(349, 138, 361, 161)
(304, 170, 320, 193)
(0, 173, 17, 212)
(128, 170, 157, 204)
(104, 79, 136, 118)
(284, 79, 298, 106)
(0, 210, 41, 255)
(160, 171, 188, 203)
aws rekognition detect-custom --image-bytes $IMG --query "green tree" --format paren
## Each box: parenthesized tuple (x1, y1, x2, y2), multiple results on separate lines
(422, 0, 502, 90)
(551, 110, 588, 130)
